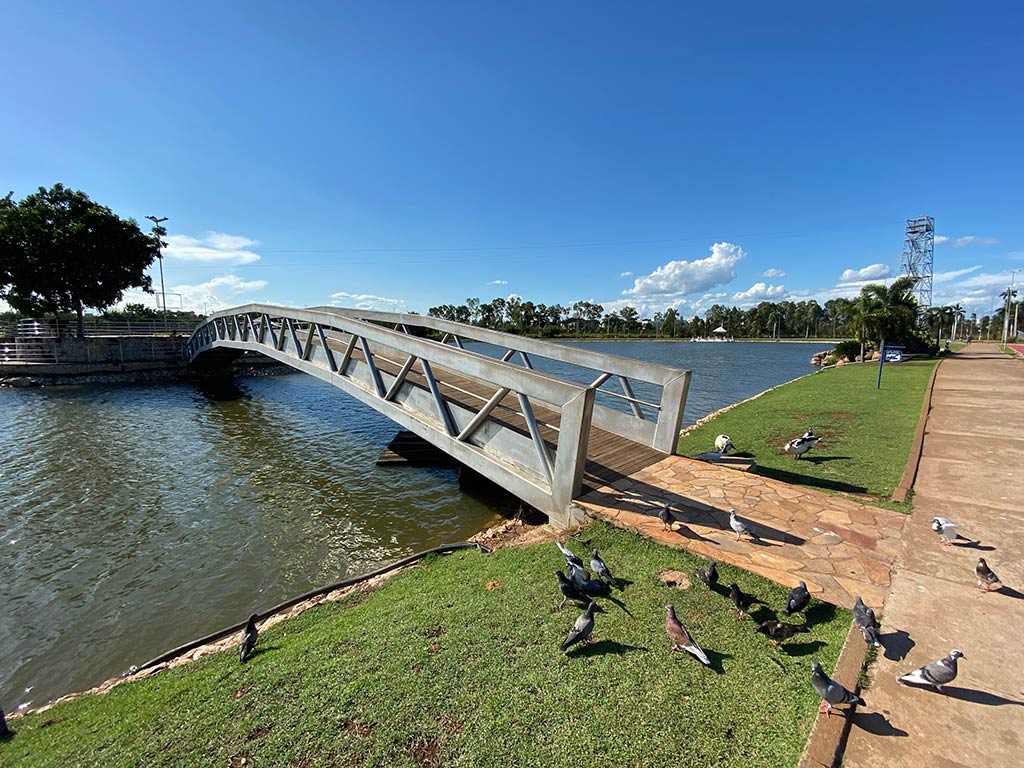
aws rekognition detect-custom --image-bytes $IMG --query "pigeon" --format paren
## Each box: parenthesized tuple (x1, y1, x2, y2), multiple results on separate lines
(567, 560, 591, 590)
(931, 517, 959, 547)
(714, 434, 735, 453)
(860, 624, 882, 648)
(784, 428, 820, 459)
(728, 582, 750, 619)
(658, 503, 674, 531)
(852, 596, 878, 632)
(976, 558, 1000, 592)
(560, 601, 597, 652)
(811, 661, 864, 716)
(694, 560, 718, 590)
(783, 581, 811, 618)
(590, 549, 619, 588)
(556, 540, 585, 570)
(555, 570, 591, 609)
(665, 605, 711, 665)
(239, 613, 259, 663)
(755, 620, 809, 647)
(899, 649, 964, 692)
(729, 509, 760, 542)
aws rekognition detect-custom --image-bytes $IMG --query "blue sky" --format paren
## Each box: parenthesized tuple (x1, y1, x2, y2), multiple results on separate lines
(3, 2, 1022, 319)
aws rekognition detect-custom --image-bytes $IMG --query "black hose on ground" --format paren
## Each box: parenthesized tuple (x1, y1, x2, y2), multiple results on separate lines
(128, 541, 492, 675)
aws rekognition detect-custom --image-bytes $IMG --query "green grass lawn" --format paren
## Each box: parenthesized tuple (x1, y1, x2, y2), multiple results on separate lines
(678, 358, 938, 509)
(5, 523, 849, 768)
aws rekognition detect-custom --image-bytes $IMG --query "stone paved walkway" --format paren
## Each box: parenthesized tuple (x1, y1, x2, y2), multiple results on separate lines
(579, 454, 906, 607)
(842, 343, 1024, 768)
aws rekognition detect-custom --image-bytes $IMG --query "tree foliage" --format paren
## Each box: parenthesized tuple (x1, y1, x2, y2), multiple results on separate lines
(0, 184, 159, 336)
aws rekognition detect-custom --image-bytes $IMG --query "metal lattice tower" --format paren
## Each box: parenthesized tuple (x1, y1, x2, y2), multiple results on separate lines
(899, 216, 934, 310)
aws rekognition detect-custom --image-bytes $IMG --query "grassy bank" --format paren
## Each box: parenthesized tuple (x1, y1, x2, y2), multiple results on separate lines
(678, 358, 938, 509)
(6, 523, 849, 768)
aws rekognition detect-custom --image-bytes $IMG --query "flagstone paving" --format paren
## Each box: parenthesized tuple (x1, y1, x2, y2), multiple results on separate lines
(579, 454, 906, 608)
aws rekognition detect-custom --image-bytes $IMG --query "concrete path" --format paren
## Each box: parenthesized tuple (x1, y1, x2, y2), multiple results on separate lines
(579, 455, 906, 608)
(842, 343, 1024, 767)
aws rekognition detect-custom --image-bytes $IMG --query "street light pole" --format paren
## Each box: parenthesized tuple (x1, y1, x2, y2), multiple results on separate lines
(1002, 269, 1019, 347)
(146, 215, 169, 320)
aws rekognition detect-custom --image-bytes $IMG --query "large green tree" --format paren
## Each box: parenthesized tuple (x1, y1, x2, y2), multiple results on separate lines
(0, 184, 159, 337)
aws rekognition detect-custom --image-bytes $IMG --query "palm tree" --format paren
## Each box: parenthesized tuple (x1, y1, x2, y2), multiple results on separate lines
(850, 277, 919, 360)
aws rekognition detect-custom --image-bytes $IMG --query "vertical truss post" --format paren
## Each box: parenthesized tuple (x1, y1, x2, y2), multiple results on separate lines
(420, 359, 457, 436)
(359, 337, 386, 397)
(617, 375, 644, 419)
(517, 392, 554, 487)
(316, 325, 337, 372)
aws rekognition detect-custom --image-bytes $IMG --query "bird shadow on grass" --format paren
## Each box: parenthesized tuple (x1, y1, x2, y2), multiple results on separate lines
(755, 466, 868, 495)
(780, 640, 826, 657)
(703, 648, 730, 675)
(571, 640, 647, 658)
(926, 686, 1024, 707)
(802, 455, 850, 465)
(881, 629, 914, 661)
(749, 605, 778, 623)
(804, 602, 838, 627)
(246, 645, 281, 661)
(850, 711, 908, 737)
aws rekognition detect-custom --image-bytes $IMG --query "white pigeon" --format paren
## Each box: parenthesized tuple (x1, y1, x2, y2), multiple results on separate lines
(899, 649, 964, 692)
(714, 434, 735, 453)
(728, 509, 760, 542)
(930, 517, 960, 547)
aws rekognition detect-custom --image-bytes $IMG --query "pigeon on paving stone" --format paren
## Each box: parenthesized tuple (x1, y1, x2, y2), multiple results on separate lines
(590, 549, 619, 588)
(715, 434, 735, 454)
(556, 540, 585, 570)
(665, 605, 711, 665)
(931, 517, 960, 547)
(239, 613, 259, 663)
(560, 601, 597, 653)
(899, 649, 964, 692)
(729, 509, 761, 542)
(811, 661, 864, 717)
(694, 560, 718, 590)
(852, 596, 879, 631)
(728, 582, 751, 619)
(755, 620, 809, 648)
(975, 558, 1001, 592)
(783, 581, 811, 618)
(659, 503, 675, 531)
(555, 570, 591, 609)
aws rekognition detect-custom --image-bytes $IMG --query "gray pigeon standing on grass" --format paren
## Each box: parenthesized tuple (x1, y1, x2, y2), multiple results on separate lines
(665, 605, 711, 665)
(590, 549, 619, 588)
(783, 581, 811, 619)
(555, 570, 590, 609)
(560, 601, 597, 653)
(811, 661, 864, 717)
(694, 560, 718, 589)
(556, 540, 585, 570)
(899, 649, 964, 692)
(729, 509, 761, 542)
(239, 613, 259, 663)
(728, 582, 751, 620)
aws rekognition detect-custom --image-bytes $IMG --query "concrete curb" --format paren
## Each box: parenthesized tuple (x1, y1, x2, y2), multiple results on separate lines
(890, 359, 943, 503)
(797, 621, 869, 768)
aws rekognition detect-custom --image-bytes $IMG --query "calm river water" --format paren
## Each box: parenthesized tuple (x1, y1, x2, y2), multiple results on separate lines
(0, 340, 816, 708)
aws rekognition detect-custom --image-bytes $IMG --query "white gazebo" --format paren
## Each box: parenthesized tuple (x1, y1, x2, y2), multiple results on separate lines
(711, 326, 729, 336)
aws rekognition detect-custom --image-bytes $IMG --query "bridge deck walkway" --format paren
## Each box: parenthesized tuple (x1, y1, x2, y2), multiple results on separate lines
(316, 334, 666, 494)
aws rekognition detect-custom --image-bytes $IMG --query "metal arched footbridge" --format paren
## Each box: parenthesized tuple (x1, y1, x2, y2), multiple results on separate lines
(185, 305, 691, 527)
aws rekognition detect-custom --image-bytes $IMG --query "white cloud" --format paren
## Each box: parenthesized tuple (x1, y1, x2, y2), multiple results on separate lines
(761, 268, 786, 278)
(932, 266, 982, 284)
(839, 263, 892, 282)
(619, 271, 634, 277)
(330, 291, 407, 311)
(731, 282, 788, 306)
(936, 235, 999, 248)
(164, 232, 262, 265)
(623, 242, 745, 299)
(487, 279, 508, 285)
(117, 273, 268, 313)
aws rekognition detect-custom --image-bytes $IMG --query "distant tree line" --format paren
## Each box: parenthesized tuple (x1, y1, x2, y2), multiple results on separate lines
(430, 279, 1003, 352)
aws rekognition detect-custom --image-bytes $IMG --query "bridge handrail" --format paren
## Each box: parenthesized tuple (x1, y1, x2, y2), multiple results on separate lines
(318, 307, 689, 387)
(189, 304, 591, 408)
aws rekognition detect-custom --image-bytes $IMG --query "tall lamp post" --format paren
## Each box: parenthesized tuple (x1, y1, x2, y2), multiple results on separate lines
(1001, 269, 1019, 347)
(146, 215, 169, 319)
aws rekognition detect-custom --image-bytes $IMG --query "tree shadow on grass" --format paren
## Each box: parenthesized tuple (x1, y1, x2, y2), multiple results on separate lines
(754, 465, 868, 495)
(570, 640, 647, 658)
(851, 711, 908, 737)
(881, 629, 914, 661)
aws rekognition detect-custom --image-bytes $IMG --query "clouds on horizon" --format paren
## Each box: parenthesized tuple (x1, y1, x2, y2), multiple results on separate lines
(839, 263, 891, 282)
(330, 291, 406, 311)
(623, 242, 746, 301)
